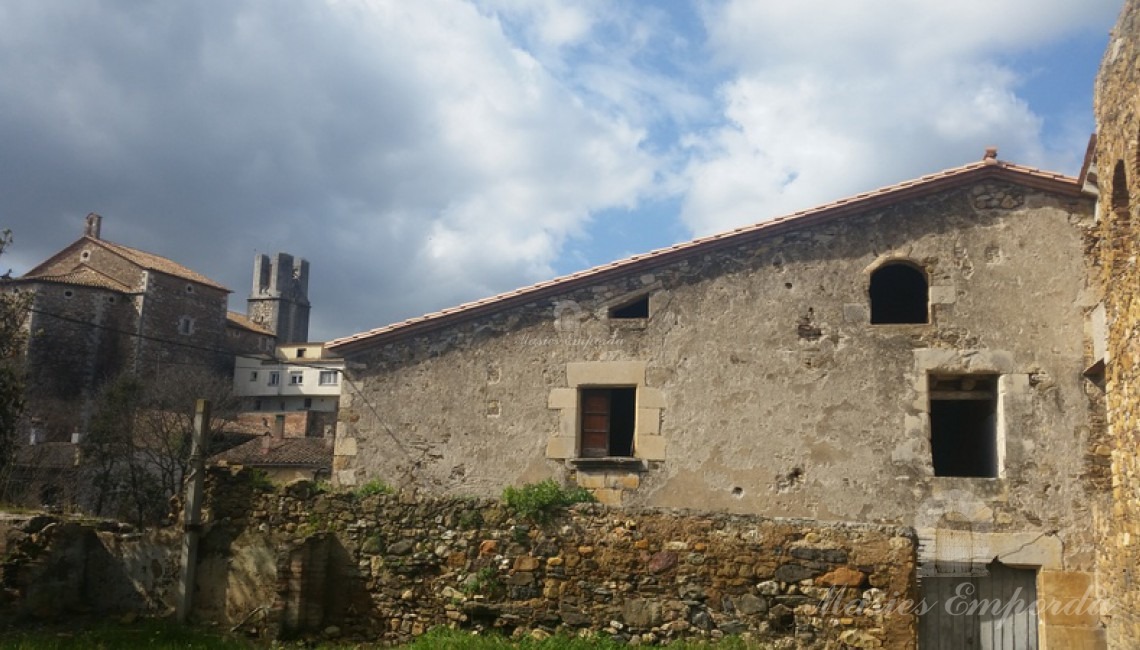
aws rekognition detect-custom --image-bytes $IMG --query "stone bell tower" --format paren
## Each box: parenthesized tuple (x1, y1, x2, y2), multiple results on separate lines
(247, 253, 311, 343)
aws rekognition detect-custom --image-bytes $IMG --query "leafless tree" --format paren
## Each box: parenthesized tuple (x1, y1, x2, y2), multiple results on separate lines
(83, 366, 239, 524)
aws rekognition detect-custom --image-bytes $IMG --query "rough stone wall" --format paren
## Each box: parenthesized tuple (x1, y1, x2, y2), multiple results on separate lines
(134, 272, 230, 377)
(1, 476, 918, 648)
(202, 472, 918, 647)
(21, 282, 134, 435)
(224, 324, 275, 357)
(1093, 1, 1140, 645)
(0, 514, 180, 622)
(336, 181, 1100, 565)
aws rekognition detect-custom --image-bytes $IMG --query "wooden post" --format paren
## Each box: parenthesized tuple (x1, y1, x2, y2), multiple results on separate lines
(176, 398, 210, 623)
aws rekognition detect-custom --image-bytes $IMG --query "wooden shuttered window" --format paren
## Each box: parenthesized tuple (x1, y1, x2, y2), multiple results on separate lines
(579, 388, 636, 458)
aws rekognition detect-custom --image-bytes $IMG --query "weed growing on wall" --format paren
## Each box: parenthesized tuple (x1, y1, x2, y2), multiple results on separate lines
(461, 566, 503, 598)
(353, 478, 395, 498)
(501, 479, 595, 523)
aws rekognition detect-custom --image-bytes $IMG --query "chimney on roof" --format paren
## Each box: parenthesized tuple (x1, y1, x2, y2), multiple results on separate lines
(983, 147, 998, 162)
(84, 213, 102, 239)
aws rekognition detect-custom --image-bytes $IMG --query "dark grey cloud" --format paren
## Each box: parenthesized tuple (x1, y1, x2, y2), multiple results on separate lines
(0, 0, 657, 340)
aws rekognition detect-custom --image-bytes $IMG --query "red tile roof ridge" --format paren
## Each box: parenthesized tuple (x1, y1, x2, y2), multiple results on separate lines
(328, 158, 1081, 350)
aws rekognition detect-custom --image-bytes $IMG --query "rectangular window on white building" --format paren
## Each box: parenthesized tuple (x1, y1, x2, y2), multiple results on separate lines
(250, 370, 259, 382)
(319, 370, 339, 385)
(289, 371, 304, 385)
(268, 371, 280, 386)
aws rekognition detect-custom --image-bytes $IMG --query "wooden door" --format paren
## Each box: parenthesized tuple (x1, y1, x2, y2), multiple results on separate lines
(919, 563, 1038, 649)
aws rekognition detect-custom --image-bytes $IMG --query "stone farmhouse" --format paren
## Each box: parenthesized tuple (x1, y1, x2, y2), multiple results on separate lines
(327, 152, 1105, 645)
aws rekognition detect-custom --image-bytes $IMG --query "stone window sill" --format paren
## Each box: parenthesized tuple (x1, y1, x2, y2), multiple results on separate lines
(609, 319, 648, 331)
(567, 457, 646, 472)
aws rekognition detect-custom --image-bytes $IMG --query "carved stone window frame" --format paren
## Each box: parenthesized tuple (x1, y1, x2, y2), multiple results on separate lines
(545, 361, 666, 462)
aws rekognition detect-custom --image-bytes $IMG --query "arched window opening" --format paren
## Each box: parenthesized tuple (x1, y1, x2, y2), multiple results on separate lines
(870, 262, 928, 324)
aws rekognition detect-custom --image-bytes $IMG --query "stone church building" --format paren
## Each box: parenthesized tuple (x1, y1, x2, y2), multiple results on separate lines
(9, 214, 311, 439)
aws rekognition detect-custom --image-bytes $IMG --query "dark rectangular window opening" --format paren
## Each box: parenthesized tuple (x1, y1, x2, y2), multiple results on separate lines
(580, 387, 636, 458)
(609, 296, 649, 319)
(930, 375, 998, 478)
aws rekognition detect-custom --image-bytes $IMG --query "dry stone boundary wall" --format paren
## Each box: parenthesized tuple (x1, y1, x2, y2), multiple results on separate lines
(2, 470, 918, 649)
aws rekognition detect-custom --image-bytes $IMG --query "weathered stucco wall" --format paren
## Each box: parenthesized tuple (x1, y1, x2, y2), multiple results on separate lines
(1094, 0, 1140, 645)
(336, 181, 1099, 567)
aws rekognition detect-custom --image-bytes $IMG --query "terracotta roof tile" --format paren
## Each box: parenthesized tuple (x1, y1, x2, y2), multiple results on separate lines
(97, 239, 229, 291)
(21, 266, 133, 292)
(227, 311, 275, 336)
(210, 435, 332, 469)
(328, 158, 1084, 352)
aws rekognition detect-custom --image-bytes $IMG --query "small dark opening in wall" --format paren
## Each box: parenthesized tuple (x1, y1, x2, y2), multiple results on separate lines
(609, 296, 649, 319)
(930, 375, 998, 478)
(580, 387, 636, 457)
(870, 262, 928, 324)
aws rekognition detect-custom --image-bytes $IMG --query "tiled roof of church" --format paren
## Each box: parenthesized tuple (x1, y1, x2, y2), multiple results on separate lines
(96, 238, 229, 291)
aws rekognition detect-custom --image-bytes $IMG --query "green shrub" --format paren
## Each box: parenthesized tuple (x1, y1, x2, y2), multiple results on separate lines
(354, 478, 395, 498)
(457, 509, 483, 530)
(501, 479, 595, 523)
(247, 469, 274, 492)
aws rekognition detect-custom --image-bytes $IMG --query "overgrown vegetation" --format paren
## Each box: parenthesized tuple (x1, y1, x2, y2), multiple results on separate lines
(0, 619, 253, 649)
(354, 477, 395, 498)
(501, 479, 595, 523)
(0, 229, 31, 487)
(248, 469, 275, 492)
(79, 368, 241, 525)
(0, 620, 774, 648)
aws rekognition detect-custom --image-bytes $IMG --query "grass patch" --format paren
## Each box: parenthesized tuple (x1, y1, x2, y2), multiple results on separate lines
(501, 479, 595, 523)
(401, 628, 769, 649)
(0, 619, 254, 649)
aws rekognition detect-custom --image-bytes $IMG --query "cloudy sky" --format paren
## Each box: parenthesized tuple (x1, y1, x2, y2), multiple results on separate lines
(0, 0, 1123, 341)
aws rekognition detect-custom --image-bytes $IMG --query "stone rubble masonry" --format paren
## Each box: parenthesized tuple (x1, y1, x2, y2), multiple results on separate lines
(1094, 0, 1140, 646)
(0, 471, 919, 649)
(202, 470, 918, 647)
